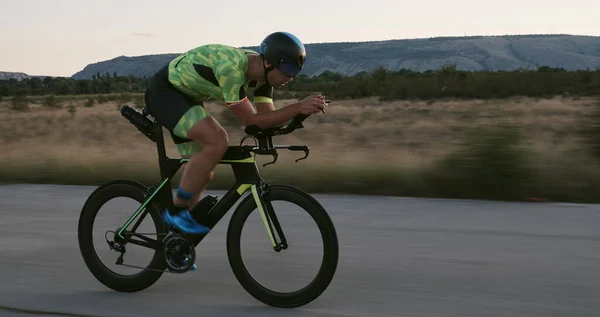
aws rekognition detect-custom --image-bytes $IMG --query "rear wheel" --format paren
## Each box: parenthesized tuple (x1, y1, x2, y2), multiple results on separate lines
(78, 181, 167, 292)
(226, 186, 339, 308)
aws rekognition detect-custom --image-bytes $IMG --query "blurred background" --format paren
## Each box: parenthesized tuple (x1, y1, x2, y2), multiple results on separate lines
(2, 67, 600, 203)
(2, 2, 600, 316)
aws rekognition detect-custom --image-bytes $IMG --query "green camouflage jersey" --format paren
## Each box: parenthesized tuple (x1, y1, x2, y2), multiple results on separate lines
(167, 44, 273, 106)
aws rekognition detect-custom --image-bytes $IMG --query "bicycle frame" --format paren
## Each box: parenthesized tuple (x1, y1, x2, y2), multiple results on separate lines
(115, 118, 281, 251)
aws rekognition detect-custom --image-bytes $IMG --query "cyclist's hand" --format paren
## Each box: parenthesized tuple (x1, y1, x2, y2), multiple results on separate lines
(296, 94, 327, 115)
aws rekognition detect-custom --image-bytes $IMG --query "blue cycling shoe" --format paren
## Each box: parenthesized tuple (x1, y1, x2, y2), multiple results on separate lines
(162, 209, 210, 235)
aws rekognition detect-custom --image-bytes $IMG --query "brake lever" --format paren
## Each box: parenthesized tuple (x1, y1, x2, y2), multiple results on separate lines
(263, 152, 279, 167)
(289, 146, 310, 162)
(295, 149, 309, 162)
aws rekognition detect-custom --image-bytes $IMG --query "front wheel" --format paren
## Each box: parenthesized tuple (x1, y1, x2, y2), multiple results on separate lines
(226, 185, 339, 308)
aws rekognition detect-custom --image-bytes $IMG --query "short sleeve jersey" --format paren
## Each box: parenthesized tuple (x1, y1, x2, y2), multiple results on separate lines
(166, 44, 273, 106)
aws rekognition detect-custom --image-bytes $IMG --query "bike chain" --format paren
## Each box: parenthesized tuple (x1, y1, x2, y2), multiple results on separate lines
(115, 262, 173, 273)
(106, 230, 192, 274)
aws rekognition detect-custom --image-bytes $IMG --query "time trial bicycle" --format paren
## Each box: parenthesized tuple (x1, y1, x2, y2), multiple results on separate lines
(77, 103, 339, 308)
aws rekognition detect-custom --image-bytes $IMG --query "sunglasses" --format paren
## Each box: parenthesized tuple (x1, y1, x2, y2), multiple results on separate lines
(277, 59, 302, 77)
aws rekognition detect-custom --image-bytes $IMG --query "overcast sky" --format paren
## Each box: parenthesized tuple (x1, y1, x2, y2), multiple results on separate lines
(1, 0, 598, 77)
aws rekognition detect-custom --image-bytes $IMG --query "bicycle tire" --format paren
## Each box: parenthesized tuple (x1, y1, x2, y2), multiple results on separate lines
(77, 180, 167, 292)
(226, 185, 339, 308)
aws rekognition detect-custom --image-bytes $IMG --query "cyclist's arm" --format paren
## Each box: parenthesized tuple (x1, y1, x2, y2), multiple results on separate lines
(219, 66, 298, 128)
(255, 102, 275, 113)
(253, 82, 275, 114)
(229, 99, 298, 129)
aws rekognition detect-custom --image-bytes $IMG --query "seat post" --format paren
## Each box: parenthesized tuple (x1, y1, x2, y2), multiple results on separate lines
(154, 121, 167, 161)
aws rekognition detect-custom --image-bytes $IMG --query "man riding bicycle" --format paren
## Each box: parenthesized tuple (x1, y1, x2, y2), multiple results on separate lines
(144, 31, 327, 237)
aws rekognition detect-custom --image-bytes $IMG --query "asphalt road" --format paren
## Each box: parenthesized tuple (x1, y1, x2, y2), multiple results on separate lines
(1, 184, 599, 317)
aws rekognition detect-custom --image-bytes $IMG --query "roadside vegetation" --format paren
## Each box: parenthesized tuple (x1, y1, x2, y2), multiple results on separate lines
(2, 65, 600, 202)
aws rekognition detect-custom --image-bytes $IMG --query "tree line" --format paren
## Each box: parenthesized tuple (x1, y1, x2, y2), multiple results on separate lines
(1, 66, 600, 100)
(0, 72, 146, 97)
(283, 65, 600, 100)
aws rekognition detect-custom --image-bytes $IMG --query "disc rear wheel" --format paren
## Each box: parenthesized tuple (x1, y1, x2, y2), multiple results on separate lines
(78, 181, 167, 292)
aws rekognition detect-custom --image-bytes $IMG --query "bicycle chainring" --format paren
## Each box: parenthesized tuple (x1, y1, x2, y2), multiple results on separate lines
(163, 233, 196, 273)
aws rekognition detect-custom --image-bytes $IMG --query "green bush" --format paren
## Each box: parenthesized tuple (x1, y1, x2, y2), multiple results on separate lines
(579, 102, 600, 160)
(9, 95, 28, 111)
(84, 98, 95, 107)
(42, 95, 60, 108)
(428, 124, 534, 200)
(133, 95, 145, 109)
(118, 93, 132, 102)
(97, 95, 109, 104)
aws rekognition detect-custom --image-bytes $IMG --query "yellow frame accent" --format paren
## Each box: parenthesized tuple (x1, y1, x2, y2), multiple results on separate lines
(250, 184, 276, 248)
(237, 184, 252, 195)
(180, 157, 255, 164)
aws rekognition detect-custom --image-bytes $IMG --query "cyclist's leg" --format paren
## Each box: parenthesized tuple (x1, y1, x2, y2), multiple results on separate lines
(145, 64, 220, 208)
(189, 170, 215, 205)
(172, 107, 229, 210)
(145, 66, 219, 235)
(177, 138, 216, 207)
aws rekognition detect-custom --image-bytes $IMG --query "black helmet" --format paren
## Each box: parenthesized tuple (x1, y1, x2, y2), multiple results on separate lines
(259, 32, 306, 77)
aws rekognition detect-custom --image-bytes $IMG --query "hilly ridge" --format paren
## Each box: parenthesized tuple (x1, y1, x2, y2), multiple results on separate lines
(0, 72, 43, 81)
(70, 34, 600, 80)
(2, 34, 600, 81)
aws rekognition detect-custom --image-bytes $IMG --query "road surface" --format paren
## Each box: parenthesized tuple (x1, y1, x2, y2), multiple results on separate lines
(1, 184, 599, 317)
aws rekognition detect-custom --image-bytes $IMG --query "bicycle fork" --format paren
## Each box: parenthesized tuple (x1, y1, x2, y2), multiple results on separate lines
(251, 184, 288, 252)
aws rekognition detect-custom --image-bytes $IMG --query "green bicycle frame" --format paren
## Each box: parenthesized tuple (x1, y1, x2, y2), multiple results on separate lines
(115, 118, 280, 250)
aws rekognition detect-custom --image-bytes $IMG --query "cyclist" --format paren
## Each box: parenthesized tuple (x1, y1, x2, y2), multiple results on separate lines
(145, 31, 327, 236)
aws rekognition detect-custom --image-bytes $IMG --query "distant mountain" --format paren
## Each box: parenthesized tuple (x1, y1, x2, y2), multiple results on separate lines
(72, 53, 180, 80)
(11, 34, 600, 81)
(0, 71, 37, 80)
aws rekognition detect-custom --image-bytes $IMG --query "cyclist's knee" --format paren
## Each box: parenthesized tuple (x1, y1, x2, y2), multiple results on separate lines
(187, 118, 229, 155)
(204, 128, 229, 155)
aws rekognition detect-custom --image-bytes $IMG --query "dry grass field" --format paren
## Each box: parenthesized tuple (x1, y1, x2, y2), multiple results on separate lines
(2, 94, 600, 202)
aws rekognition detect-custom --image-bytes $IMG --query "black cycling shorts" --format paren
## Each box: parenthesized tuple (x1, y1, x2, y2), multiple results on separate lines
(144, 64, 205, 144)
